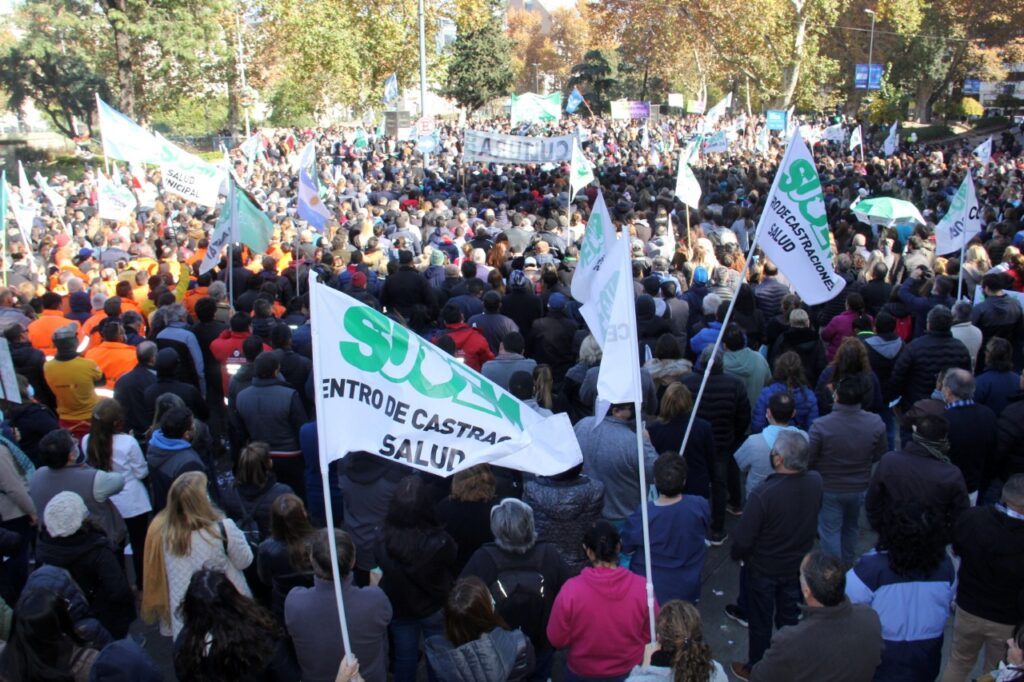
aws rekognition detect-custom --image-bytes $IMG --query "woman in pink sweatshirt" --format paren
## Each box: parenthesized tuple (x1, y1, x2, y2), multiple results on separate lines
(546, 521, 658, 681)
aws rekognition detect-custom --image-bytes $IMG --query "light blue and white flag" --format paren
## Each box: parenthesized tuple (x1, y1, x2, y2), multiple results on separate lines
(297, 142, 332, 231)
(95, 96, 163, 165)
(566, 87, 584, 114)
(383, 74, 399, 104)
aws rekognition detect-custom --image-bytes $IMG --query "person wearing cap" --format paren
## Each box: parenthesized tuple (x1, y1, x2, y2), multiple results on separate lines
(235, 352, 309, 498)
(432, 304, 495, 372)
(682, 265, 711, 338)
(379, 250, 437, 321)
(84, 321, 138, 390)
(423, 248, 448, 288)
(43, 324, 104, 440)
(35, 492, 136, 639)
(28, 291, 78, 357)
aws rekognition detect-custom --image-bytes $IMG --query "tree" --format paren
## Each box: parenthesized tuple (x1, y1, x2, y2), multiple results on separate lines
(506, 8, 558, 93)
(441, 17, 513, 112)
(567, 49, 620, 113)
(1, 46, 108, 137)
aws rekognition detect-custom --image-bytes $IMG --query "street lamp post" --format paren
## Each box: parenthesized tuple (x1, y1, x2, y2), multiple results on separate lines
(532, 63, 541, 93)
(865, 8, 877, 91)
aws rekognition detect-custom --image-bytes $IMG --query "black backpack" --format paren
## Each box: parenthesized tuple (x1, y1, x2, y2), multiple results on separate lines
(483, 545, 548, 649)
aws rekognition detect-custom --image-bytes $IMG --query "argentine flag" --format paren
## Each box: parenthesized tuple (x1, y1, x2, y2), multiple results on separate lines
(297, 142, 331, 231)
(383, 74, 399, 104)
(566, 87, 584, 114)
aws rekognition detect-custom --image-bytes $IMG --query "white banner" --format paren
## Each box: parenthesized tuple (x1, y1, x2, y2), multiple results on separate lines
(934, 174, 982, 256)
(703, 131, 729, 154)
(668, 93, 685, 108)
(155, 134, 224, 208)
(754, 132, 846, 305)
(309, 276, 582, 476)
(849, 126, 862, 152)
(883, 122, 898, 157)
(97, 172, 137, 222)
(463, 130, 575, 165)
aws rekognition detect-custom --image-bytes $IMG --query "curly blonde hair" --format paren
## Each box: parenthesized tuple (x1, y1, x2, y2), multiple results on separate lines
(657, 600, 714, 682)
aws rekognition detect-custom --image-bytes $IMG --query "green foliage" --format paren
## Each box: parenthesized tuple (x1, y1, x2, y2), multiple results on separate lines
(441, 17, 513, 112)
(266, 80, 318, 127)
(568, 49, 621, 113)
(1, 45, 108, 137)
(150, 96, 231, 136)
(865, 73, 908, 124)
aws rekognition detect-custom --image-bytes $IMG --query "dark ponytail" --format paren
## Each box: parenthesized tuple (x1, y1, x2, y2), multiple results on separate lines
(582, 520, 620, 564)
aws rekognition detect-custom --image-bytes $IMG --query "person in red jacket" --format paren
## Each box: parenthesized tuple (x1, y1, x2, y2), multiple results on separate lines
(432, 304, 494, 372)
(209, 312, 271, 394)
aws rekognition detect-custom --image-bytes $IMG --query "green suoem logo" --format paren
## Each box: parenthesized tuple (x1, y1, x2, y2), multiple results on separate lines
(338, 306, 524, 429)
(779, 158, 829, 251)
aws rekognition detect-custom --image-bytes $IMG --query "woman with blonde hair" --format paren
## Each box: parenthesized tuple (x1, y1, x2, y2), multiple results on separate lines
(626, 600, 727, 681)
(961, 243, 991, 300)
(142, 471, 252, 638)
(82, 398, 151, 590)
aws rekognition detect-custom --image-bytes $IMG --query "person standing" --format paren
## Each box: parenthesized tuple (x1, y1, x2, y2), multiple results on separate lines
(941, 474, 1024, 682)
(744, 551, 883, 682)
(729, 431, 823, 679)
(807, 375, 887, 567)
(942, 368, 999, 504)
(43, 325, 104, 440)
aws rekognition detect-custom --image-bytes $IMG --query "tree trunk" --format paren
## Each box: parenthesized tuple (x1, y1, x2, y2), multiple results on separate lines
(778, 1, 807, 109)
(104, 0, 136, 117)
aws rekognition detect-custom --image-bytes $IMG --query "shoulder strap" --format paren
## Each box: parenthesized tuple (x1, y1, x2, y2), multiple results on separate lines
(217, 520, 228, 556)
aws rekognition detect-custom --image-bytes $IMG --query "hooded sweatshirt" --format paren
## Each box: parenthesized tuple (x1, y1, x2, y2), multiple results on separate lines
(145, 429, 206, 512)
(546, 566, 657, 677)
(723, 348, 771, 406)
(864, 333, 903, 385)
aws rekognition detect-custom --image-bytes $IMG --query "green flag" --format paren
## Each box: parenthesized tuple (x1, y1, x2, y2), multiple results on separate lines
(511, 92, 562, 126)
(198, 176, 274, 274)
(375, 118, 386, 139)
(354, 128, 368, 149)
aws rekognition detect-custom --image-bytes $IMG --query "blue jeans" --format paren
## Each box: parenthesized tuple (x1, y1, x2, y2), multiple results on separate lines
(390, 610, 443, 682)
(818, 490, 866, 568)
(746, 568, 802, 668)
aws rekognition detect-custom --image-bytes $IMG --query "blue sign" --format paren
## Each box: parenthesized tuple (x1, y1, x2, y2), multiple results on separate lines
(854, 64, 883, 90)
(963, 79, 981, 95)
(765, 110, 788, 131)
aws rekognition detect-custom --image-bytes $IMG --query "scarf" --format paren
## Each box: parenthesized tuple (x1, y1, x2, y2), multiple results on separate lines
(912, 432, 951, 464)
(0, 435, 35, 481)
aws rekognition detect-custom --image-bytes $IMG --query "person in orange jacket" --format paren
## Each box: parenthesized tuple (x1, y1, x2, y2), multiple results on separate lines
(28, 292, 77, 357)
(83, 320, 138, 389)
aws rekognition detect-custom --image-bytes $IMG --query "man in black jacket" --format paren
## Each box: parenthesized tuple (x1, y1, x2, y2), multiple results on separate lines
(682, 346, 751, 544)
(4, 323, 54, 409)
(942, 474, 1024, 681)
(865, 414, 969, 540)
(996, 372, 1024, 479)
(113, 341, 158, 437)
(379, 250, 437, 321)
(730, 431, 823, 678)
(941, 368, 998, 503)
(889, 305, 971, 412)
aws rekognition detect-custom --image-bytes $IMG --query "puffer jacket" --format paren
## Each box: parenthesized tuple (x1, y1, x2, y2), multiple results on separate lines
(769, 326, 827, 385)
(35, 526, 136, 639)
(18, 565, 113, 650)
(681, 367, 751, 456)
(522, 476, 605, 574)
(889, 331, 971, 407)
(425, 628, 534, 682)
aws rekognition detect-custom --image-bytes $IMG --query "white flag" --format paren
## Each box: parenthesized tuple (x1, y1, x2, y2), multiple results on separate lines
(823, 123, 845, 143)
(154, 133, 224, 208)
(972, 136, 992, 169)
(674, 153, 701, 210)
(97, 172, 137, 222)
(569, 138, 594, 202)
(756, 126, 769, 155)
(934, 174, 982, 256)
(640, 125, 650, 151)
(704, 93, 733, 126)
(754, 131, 846, 305)
(309, 275, 582, 476)
(297, 142, 332, 230)
(34, 173, 66, 210)
(849, 125, 863, 152)
(571, 189, 616, 312)
(592, 233, 643, 419)
(883, 122, 898, 157)
(17, 161, 33, 207)
(96, 96, 164, 165)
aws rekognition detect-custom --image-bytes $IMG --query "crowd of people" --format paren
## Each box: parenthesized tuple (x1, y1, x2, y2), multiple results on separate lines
(0, 108, 1021, 682)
